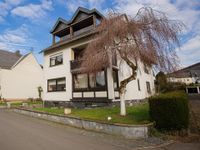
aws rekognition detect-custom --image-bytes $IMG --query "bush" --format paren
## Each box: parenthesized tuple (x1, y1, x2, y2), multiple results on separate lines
(149, 91, 189, 130)
(164, 82, 186, 93)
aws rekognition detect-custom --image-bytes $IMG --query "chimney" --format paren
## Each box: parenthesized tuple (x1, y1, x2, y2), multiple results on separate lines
(15, 50, 21, 57)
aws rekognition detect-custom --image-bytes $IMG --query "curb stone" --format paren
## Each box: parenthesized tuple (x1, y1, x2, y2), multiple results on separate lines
(133, 140, 174, 150)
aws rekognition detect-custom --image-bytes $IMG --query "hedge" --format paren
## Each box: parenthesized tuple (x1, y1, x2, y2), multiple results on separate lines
(149, 91, 189, 130)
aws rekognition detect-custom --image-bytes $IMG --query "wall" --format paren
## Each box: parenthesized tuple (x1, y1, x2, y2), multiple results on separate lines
(0, 54, 43, 100)
(43, 38, 155, 102)
(43, 47, 72, 101)
(168, 77, 194, 85)
(13, 108, 153, 139)
(43, 38, 92, 102)
(108, 61, 155, 101)
(0, 69, 2, 99)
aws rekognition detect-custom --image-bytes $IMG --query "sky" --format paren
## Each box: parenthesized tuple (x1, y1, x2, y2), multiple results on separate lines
(0, 0, 200, 68)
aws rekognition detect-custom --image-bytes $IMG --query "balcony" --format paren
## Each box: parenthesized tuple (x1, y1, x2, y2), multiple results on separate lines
(70, 59, 117, 73)
(70, 60, 82, 71)
(73, 25, 94, 37)
(53, 15, 96, 44)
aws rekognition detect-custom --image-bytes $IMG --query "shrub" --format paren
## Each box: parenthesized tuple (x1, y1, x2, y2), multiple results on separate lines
(149, 91, 189, 130)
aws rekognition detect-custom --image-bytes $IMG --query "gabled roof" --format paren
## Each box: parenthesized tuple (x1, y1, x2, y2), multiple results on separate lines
(50, 18, 68, 33)
(169, 62, 200, 78)
(0, 49, 22, 69)
(11, 53, 30, 69)
(50, 7, 104, 33)
(69, 7, 104, 24)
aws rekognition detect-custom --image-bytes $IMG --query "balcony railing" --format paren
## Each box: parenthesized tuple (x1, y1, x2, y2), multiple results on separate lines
(70, 59, 117, 72)
(73, 25, 94, 37)
(70, 60, 82, 70)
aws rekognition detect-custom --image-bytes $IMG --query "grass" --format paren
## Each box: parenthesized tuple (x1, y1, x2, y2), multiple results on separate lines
(33, 103, 151, 125)
(27, 101, 43, 105)
(11, 101, 23, 106)
(0, 101, 6, 106)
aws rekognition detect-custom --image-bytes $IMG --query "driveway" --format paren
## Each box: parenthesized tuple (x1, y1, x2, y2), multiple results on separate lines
(0, 109, 199, 150)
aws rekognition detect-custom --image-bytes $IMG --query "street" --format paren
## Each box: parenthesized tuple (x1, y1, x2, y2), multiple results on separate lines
(0, 109, 199, 150)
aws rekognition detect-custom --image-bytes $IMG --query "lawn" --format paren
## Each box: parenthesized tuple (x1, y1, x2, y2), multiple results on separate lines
(0, 101, 6, 106)
(33, 103, 151, 125)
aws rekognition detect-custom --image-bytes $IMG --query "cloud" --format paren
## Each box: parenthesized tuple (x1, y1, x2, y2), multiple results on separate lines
(57, 0, 105, 13)
(0, 0, 23, 22)
(0, 24, 37, 54)
(114, 0, 200, 34)
(0, 42, 8, 49)
(0, 16, 4, 23)
(0, 24, 29, 44)
(177, 35, 200, 66)
(5, 0, 23, 5)
(11, 0, 53, 20)
(114, 0, 200, 66)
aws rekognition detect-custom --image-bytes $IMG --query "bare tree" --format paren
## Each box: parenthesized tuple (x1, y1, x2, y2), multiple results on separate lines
(81, 7, 183, 116)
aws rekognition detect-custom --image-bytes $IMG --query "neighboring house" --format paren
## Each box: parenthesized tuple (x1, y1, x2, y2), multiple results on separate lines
(0, 50, 44, 100)
(41, 7, 155, 107)
(168, 62, 200, 85)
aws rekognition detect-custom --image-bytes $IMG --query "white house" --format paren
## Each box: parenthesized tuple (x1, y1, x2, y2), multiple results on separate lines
(41, 7, 155, 107)
(168, 62, 200, 85)
(0, 50, 44, 101)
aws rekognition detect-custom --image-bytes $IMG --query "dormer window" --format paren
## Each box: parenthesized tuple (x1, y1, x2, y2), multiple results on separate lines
(50, 54, 63, 67)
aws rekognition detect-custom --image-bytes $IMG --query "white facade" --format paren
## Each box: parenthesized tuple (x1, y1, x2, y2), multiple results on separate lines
(43, 7, 155, 104)
(0, 53, 44, 100)
(43, 41, 155, 102)
(168, 77, 194, 85)
(118, 62, 155, 101)
(43, 40, 91, 102)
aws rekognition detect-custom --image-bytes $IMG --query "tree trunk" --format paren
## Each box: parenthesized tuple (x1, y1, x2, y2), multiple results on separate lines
(120, 92, 126, 116)
(117, 50, 137, 116)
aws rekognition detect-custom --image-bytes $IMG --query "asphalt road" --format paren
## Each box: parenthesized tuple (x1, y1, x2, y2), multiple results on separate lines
(0, 109, 200, 150)
(0, 109, 134, 150)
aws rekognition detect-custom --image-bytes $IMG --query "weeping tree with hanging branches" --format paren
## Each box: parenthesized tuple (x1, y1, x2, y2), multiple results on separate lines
(81, 7, 183, 116)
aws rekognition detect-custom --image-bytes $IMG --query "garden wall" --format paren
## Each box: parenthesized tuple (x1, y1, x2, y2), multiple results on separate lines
(13, 108, 153, 139)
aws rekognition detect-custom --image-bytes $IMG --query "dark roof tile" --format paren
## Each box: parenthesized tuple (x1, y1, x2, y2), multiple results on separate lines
(0, 49, 22, 69)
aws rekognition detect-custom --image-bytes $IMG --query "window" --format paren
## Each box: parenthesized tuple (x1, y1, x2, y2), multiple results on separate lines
(89, 71, 106, 88)
(48, 78, 66, 92)
(73, 74, 88, 89)
(112, 51, 117, 66)
(73, 71, 106, 91)
(137, 79, 141, 91)
(95, 71, 106, 88)
(113, 70, 119, 89)
(50, 55, 63, 67)
(144, 65, 150, 74)
(146, 81, 151, 93)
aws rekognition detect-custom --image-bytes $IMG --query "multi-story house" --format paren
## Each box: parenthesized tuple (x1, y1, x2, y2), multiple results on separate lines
(42, 7, 155, 107)
(168, 62, 200, 85)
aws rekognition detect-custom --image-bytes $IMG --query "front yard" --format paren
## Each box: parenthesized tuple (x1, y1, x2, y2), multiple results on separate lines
(0, 101, 6, 106)
(33, 103, 150, 125)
